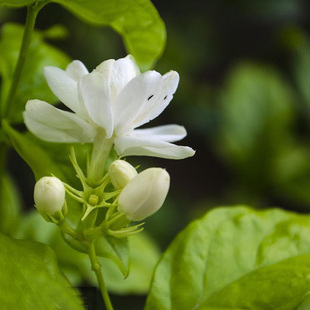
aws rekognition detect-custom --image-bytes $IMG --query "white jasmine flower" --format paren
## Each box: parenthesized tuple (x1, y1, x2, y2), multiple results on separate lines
(23, 55, 195, 159)
(118, 168, 170, 221)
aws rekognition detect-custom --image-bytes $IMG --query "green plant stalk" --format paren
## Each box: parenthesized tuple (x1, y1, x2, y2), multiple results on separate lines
(88, 129, 114, 185)
(88, 240, 114, 310)
(2, 1, 50, 120)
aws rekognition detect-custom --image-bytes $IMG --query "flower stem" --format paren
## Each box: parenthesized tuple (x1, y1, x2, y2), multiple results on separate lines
(88, 241, 114, 310)
(88, 129, 114, 184)
(58, 220, 81, 241)
(2, 1, 50, 120)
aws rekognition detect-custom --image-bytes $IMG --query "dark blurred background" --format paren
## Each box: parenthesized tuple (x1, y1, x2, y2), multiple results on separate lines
(2, 0, 310, 308)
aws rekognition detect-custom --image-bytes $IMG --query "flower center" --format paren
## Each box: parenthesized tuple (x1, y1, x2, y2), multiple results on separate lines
(88, 194, 99, 206)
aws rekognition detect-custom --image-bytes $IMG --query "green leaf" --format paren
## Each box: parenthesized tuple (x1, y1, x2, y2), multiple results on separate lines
(95, 235, 129, 277)
(146, 206, 310, 309)
(53, 0, 165, 70)
(0, 23, 70, 123)
(0, 232, 84, 309)
(3, 121, 66, 181)
(0, 173, 21, 236)
(201, 254, 310, 309)
(0, 1, 165, 70)
(100, 232, 161, 294)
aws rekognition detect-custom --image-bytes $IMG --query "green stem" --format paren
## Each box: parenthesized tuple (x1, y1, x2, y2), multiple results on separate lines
(58, 220, 81, 241)
(88, 129, 114, 184)
(2, 1, 50, 120)
(88, 241, 114, 310)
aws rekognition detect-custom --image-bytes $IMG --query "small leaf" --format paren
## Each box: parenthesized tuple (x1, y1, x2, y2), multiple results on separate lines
(146, 206, 310, 309)
(95, 235, 129, 277)
(0, 233, 84, 309)
(100, 232, 161, 294)
(0, 173, 21, 236)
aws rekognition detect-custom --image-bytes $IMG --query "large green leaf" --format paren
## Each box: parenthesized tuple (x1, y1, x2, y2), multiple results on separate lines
(0, 1, 165, 70)
(0, 232, 84, 309)
(0, 23, 70, 123)
(146, 206, 310, 309)
(0, 173, 21, 236)
(54, 0, 166, 70)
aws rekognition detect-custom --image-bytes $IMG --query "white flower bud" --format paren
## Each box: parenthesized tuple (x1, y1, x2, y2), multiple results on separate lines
(34, 176, 65, 216)
(118, 168, 170, 221)
(108, 160, 138, 189)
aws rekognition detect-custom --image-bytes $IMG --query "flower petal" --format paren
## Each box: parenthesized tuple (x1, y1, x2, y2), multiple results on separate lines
(65, 60, 89, 81)
(146, 71, 179, 121)
(24, 100, 97, 143)
(113, 71, 163, 134)
(114, 135, 195, 159)
(132, 124, 187, 142)
(44, 66, 88, 118)
(132, 71, 180, 129)
(109, 55, 140, 101)
(78, 70, 114, 138)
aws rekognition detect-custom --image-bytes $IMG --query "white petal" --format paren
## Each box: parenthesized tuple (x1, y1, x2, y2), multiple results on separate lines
(132, 71, 180, 129)
(66, 60, 89, 81)
(146, 71, 179, 121)
(44, 66, 88, 118)
(109, 55, 140, 101)
(113, 71, 163, 134)
(24, 100, 97, 143)
(96, 59, 115, 74)
(114, 136, 195, 159)
(79, 71, 114, 138)
(132, 124, 187, 142)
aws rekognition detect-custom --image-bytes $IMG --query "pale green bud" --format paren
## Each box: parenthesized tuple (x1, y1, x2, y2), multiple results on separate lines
(34, 176, 65, 217)
(108, 160, 137, 189)
(118, 168, 170, 221)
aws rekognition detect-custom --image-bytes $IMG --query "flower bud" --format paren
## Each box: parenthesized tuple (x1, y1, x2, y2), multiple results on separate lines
(108, 160, 137, 189)
(118, 168, 170, 221)
(34, 176, 65, 217)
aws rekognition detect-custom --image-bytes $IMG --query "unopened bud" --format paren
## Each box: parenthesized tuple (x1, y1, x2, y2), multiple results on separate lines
(108, 160, 137, 189)
(118, 168, 170, 221)
(34, 176, 65, 217)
